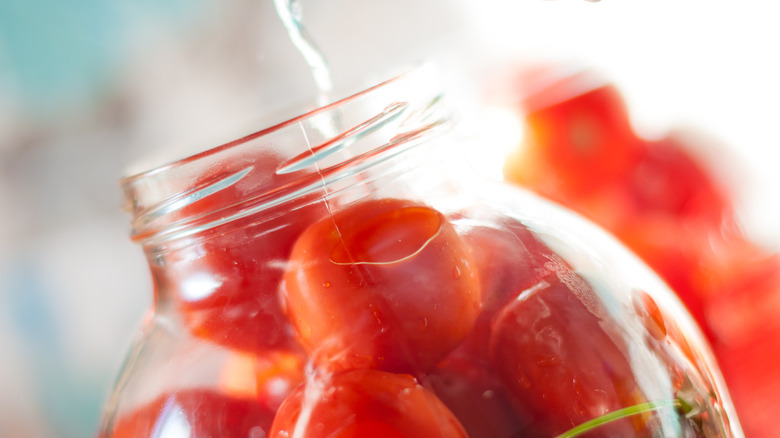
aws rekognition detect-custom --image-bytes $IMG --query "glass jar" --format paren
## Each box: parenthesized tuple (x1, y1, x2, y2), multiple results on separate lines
(98, 67, 742, 437)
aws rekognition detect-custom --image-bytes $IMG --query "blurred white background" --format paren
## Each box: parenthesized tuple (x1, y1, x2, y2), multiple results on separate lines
(0, 1, 778, 436)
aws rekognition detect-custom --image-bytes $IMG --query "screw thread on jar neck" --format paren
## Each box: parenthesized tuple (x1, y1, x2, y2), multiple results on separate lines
(120, 65, 460, 251)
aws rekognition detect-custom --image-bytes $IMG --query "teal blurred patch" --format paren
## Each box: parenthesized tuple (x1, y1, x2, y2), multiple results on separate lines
(0, 0, 205, 116)
(0, 0, 122, 114)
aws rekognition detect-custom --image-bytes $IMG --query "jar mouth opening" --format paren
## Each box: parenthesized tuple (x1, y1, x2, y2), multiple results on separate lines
(121, 64, 453, 247)
(121, 71, 412, 186)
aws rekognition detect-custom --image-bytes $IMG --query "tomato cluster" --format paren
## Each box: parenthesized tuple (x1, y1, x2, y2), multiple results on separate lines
(155, 154, 330, 354)
(104, 186, 712, 437)
(282, 198, 482, 374)
(501, 67, 741, 339)
(502, 65, 780, 437)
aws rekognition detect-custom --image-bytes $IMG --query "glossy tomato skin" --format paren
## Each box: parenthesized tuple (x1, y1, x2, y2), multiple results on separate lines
(163, 215, 318, 354)
(158, 155, 329, 354)
(425, 353, 532, 438)
(102, 389, 274, 438)
(456, 217, 556, 358)
(453, 219, 669, 436)
(269, 369, 468, 438)
(282, 198, 481, 374)
(489, 272, 649, 437)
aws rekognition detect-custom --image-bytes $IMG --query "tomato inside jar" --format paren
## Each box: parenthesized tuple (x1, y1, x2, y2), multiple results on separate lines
(100, 68, 742, 438)
(281, 198, 482, 374)
(270, 369, 468, 438)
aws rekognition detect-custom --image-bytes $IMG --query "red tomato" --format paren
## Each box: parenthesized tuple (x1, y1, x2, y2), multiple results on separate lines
(502, 72, 734, 348)
(456, 218, 557, 358)
(489, 271, 649, 437)
(164, 220, 312, 354)
(615, 218, 715, 342)
(102, 389, 273, 438)
(269, 369, 468, 438)
(504, 76, 644, 203)
(626, 135, 732, 227)
(705, 244, 780, 344)
(282, 198, 481, 373)
(158, 154, 329, 354)
(424, 353, 532, 438)
(715, 312, 780, 438)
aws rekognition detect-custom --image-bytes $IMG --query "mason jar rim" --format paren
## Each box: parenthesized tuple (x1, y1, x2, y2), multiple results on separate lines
(120, 64, 452, 246)
(121, 69, 421, 186)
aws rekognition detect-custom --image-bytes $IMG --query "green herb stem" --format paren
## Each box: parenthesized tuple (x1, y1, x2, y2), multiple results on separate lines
(556, 399, 682, 438)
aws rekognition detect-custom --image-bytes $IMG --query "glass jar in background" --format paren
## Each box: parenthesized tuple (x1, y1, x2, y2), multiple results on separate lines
(98, 67, 742, 437)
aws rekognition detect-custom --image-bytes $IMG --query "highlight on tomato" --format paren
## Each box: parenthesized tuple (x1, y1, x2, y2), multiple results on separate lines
(160, 155, 328, 354)
(281, 198, 481, 374)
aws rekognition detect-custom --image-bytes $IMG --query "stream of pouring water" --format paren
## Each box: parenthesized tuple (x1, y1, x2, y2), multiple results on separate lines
(272, 0, 348, 274)
(273, 0, 333, 107)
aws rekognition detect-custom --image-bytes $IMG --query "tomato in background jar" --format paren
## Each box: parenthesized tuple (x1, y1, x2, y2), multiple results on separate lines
(281, 198, 481, 374)
(627, 136, 732, 227)
(503, 74, 644, 203)
(269, 369, 468, 438)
